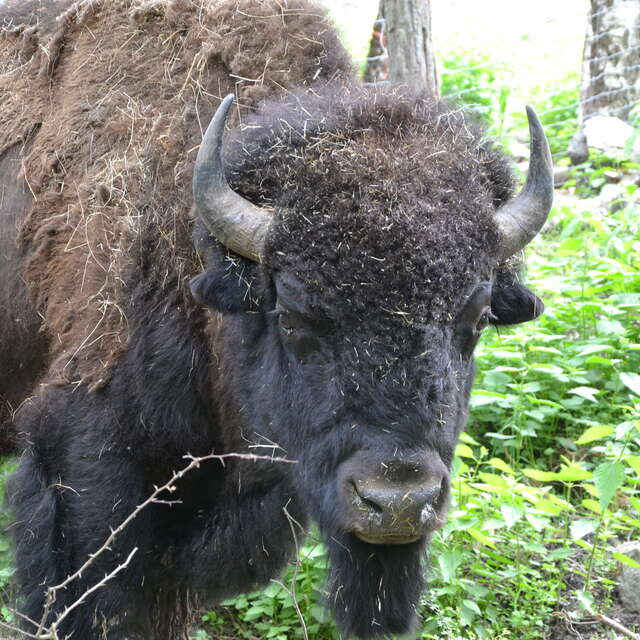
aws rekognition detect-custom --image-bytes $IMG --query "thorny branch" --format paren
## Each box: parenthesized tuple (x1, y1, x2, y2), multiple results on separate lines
(270, 503, 309, 640)
(0, 451, 296, 639)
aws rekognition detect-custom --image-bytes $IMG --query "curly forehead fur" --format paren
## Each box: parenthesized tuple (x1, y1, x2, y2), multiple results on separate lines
(226, 87, 515, 347)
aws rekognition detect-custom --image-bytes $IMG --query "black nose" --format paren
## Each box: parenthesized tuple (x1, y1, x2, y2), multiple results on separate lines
(354, 480, 442, 523)
(340, 453, 449, 545)
(350, 477, 443, 543)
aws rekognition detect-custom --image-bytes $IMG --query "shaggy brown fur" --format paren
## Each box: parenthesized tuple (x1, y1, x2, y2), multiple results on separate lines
(0, 0, 352, 391)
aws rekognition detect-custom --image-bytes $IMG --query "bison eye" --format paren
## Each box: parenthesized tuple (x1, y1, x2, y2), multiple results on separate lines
(476, 307, 497, 333)
(278, 313, 296, 336)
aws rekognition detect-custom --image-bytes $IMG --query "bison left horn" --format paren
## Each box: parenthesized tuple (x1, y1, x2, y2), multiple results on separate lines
(494, 106, 553, 260)
(193, 94, 272, 263)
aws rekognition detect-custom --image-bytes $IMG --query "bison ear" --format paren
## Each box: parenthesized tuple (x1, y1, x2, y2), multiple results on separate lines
(190, 266, 257, 313)
(190, 226, 265, 313)
(491, 284, 544, 325)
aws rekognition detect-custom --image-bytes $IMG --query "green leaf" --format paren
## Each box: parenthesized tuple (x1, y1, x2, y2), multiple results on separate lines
(570, 518, 598, 540)
(470, 391, 506, 407)
(459, 432, 480, 446)
(625, 456, 640, 476)
(437, 550, 464, 582)
(576, 590, 594, 613)
(522, 469, 556, 482)
(612, 552, 640, 570)
(525, 514, 549, 532)
(462, 599, 481, 616)
(555, 463, 592, 483)
(581, 498, 602, 514)
(477, 472, 509, 490)
(455, 444, 475, 459)
(467, 527, 496, 548)
(577, 344, 612, 357)
(493, 350, 523, 360)
(489, 457, 514, 474)
(594, 461, 625, 511)
(460, 599, 480, 626)
(243, 604, 269, 621)
(575, 424, 614, 445)
(620, 372, 640, 396)
(500, 505, 522, 529)
(616, 421, 638, 439)
(568, 386, 600, 403)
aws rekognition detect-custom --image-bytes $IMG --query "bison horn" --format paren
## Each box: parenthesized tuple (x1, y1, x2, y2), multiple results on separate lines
(495, 106, 554, 260)
(193, 94, 272, 263)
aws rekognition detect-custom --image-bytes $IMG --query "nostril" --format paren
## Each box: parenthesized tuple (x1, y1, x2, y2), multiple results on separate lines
(423, 484, 441, 508)
(350, 481, 384, 514)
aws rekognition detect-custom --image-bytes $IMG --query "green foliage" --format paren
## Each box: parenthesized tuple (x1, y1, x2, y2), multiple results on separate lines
(567, 156, 640, 199)
(524, 73, 580, 156)
(193, 543, 338, 640)
(439, 52, 511, 134)
(0, 460, 16, 627)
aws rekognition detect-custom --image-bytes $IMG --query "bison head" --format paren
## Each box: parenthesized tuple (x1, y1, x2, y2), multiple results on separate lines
(190, 87, 552, 638)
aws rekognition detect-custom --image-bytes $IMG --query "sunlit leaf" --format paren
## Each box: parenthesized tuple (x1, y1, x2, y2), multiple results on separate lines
(620, 372, 640, 396)
(523, 469, 556, 482)
(575, 424, 614, 444)
(488, 457, 514, 474)
(568, 387, 600, 403)
(616, 421, 638, 439)
(569, 518, 598, 540)
(466, 527, 496, 548)
(625, 456, 640, 476)
(594, 461, 625, 511)
(470, 391, 506, 407)
(525, 514, 549, 532)
(576, 590, 594, 613)
(477, 472, 509, 490)
(455, 444, 475, 459)
(577, 344, 612, 357)
(612, 552, 640, 570)
(581, 498, 602, 514)
(554, 463, 592, 483)
(533, 499, 563, 516)
(458, 432, 480, 446)
(500, 505, 522, 529)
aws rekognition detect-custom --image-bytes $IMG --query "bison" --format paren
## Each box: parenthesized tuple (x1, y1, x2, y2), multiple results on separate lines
(0, 0, 553, 638)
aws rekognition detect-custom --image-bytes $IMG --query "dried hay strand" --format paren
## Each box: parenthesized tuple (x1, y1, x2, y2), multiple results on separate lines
(0, 0, 353, 389)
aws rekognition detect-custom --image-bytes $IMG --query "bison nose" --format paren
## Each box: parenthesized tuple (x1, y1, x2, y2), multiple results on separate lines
(347, 475, 446, 545)
(355, 481, 441, 520)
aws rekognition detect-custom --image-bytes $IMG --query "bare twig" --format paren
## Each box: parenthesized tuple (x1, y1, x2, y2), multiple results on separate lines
(9, 450, 296, 639)
(270, 502, 308, 640)
(41, 548, 139, 640)
(0, 619, 41, 640)
(592, 612, 640, 640)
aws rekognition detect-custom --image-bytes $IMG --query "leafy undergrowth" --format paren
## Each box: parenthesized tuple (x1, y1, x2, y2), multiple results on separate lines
(193, 190, 640, 639)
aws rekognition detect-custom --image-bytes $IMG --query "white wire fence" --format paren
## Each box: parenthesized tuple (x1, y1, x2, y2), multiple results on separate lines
(360, 5, 640, 160)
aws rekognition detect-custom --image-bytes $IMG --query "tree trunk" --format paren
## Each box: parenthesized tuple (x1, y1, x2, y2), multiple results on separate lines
(364, 0, 438, 98)
(580, 0, 640, 121)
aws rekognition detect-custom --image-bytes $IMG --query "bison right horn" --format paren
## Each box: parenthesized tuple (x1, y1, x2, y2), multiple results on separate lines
(193, 94, 272, 263)
(494, 106, 554, 260)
